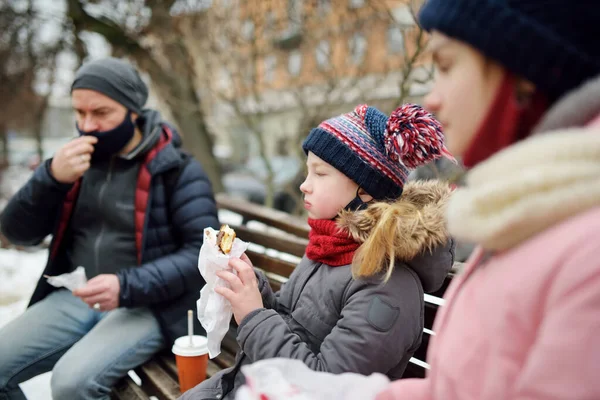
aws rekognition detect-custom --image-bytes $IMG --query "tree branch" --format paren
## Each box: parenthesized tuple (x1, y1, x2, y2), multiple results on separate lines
(67, 0, 143, 55)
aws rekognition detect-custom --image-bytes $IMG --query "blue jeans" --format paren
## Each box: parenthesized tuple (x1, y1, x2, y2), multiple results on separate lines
(0, 289, 164, 400)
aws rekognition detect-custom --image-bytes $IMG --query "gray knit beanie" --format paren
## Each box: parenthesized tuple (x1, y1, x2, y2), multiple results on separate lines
(71, 57, 148, 114)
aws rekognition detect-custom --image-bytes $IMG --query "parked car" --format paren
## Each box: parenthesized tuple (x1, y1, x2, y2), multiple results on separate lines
(222, 156, 303, 213)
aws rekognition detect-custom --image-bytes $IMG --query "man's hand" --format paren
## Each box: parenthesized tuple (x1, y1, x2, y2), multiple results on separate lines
(50, 136, 98, 184)
(215, 254, 263, 325)
(73, 274, 120, 312)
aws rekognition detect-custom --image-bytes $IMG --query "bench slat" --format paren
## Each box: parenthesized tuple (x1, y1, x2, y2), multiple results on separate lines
(111, 377, 151, 400)
(158, 354, 179, 379)
(260, 269, 287, 291)
(232, 224, 308, 258)
(413, 332, 432, 362)
(402, 361, 426, 379)
(217, 193, 310, 238)
(424, 302, 439, 331)
(247, 250, 296, 277)
(207, 359, 223, 378)
(214, 349, 237, 370)
(137, 360, 181, 400)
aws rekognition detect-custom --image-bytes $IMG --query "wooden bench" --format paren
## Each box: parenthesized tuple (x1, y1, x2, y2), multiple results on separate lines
(112, 193, 457, 399)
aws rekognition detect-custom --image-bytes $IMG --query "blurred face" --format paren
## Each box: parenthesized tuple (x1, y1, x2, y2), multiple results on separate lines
(299, 152, 359, 220)
(424, 32, 505, 157)
(72, 89, 134, 133)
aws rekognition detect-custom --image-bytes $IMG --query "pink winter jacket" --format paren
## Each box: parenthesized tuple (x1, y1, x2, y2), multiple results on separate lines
(377, 82, 600, 400)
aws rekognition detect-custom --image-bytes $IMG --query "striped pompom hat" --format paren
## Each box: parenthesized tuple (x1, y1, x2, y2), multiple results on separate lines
(302, 104, 454, 200)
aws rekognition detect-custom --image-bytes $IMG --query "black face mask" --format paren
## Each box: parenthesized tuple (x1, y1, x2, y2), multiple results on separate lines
(76, 111, 135, 162)
(344, 187, 369, 212)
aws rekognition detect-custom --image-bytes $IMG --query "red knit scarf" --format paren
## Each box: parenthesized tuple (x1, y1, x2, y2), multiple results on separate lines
(462, 72, 549, 168)
(306, 219, 360, 266)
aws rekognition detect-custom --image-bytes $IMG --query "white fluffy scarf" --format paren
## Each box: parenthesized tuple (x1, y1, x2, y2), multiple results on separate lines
(447, 127, 600, 250)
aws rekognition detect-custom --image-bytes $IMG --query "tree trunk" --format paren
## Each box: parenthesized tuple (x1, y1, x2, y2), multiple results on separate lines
(35, 128, 43, 161)
(0, 123, 8, 167)
(170, 107, 224, 192)
(144, 53, 224, 193)
(66, 0, 224, 192)
(34, 111, 44, 161)
(30, 97, 49, 162)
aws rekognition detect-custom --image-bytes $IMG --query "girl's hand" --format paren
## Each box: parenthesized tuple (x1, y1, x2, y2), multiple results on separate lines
(215, 255, 263, 324)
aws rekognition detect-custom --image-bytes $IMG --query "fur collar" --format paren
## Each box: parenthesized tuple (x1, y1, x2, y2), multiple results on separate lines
(337, 180, 452, 260)
(447, 126, 600, 250)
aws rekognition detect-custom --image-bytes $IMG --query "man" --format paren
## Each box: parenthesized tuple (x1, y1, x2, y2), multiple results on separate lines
(0, 57, 219, 400)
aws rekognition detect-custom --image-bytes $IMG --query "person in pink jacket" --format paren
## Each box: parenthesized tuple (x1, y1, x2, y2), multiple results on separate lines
(377, 1, 600, 400)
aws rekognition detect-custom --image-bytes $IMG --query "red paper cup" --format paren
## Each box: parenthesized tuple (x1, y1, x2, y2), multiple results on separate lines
(172, 335, 209, 393)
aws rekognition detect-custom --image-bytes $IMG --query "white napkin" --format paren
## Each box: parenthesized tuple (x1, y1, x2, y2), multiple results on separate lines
(197, 227, 249, 358)
(44, 266, 88, 292)
(235, 359, 390, 400)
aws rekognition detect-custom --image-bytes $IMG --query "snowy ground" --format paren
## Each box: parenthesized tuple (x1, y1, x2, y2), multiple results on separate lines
(0, 249, 49, 330)
(0, 248, 53, 399)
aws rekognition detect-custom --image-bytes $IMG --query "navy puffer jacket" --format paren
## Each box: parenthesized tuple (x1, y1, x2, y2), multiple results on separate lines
(0, 125, 219, 343)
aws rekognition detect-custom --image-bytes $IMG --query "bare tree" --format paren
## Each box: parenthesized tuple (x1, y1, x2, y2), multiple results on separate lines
(391, 0, 433, 107)
(0, 1, 68, 164)
(66, 0, 224, 191)
(189, 0, 432, 211)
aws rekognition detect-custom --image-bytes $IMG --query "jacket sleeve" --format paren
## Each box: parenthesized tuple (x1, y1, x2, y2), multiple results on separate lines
(116, 160, 220, 307)
(254, 269, 280, 310)
(510, 238, 600, 400)
(374, 239, 600, 400)
(0, 159, 72, 245)
(237, 267, 423, 376)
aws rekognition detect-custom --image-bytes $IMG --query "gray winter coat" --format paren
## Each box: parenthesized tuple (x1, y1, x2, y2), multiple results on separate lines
(181, 181, 454, 400)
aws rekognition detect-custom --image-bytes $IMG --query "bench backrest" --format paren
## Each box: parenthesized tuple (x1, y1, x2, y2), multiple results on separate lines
(216, 193, 454, 379)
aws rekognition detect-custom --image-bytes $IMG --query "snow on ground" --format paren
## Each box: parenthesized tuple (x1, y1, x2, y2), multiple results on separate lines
(0, 249, 48, 329)
(0, 248, 52, 399)
(0, 166, 33, 200)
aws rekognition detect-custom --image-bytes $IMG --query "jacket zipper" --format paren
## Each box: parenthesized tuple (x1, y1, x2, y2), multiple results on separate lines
(93, 158, 115, 275)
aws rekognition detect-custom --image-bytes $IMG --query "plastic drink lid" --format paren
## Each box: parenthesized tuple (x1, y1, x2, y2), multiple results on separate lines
(172, 335, 209, 357)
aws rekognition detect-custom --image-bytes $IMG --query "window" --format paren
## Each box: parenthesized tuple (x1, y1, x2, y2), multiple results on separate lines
(349, 32, 367, 65)
(288, 0, 303, 27)
(170, 0, 213, 16)
(243, 62, 255, 86)
(315, 40, 330, 70)
(391, 5, 414, 26)
(288, 51, 302, 76)
(242, 19, 255, 40)
(216, 34, 231, 50)
(317, 0, 331, 14)
(264, 55, 277, 82)
(348, 0, 365, 8)
(387, 26, 404, 54)
(265, 11, 276, 33)
(217, 68, 232, 90)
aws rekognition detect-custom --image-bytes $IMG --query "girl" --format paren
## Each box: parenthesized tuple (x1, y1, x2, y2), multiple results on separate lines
(377, 1, 600, 399)
(181, 104, 456, 399)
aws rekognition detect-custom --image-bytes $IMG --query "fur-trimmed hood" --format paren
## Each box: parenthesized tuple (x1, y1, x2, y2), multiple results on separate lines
(338, 180, 453, 292)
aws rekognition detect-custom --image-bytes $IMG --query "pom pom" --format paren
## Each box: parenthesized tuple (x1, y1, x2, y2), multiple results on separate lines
(353, 104, 369, 120)
(384, 103, 455, 169)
